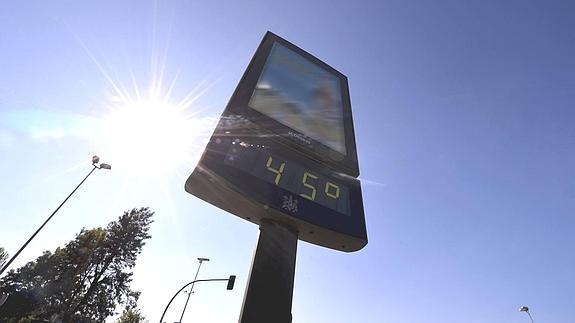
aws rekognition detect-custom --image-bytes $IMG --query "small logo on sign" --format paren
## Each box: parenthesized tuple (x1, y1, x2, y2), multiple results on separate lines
(287, 131, 312, 146)
(281, 195, 299, 213)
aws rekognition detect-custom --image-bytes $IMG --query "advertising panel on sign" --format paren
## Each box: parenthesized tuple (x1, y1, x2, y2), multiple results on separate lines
(225, 31, 359, 177)
(249, 42, 347, 156)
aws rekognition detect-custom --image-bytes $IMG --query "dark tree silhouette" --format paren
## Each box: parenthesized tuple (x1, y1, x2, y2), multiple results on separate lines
(0, 207, 154, 322)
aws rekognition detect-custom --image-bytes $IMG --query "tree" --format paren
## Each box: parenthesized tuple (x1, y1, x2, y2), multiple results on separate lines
(0, 207, 154, 322)
(116, 307, 147, 323)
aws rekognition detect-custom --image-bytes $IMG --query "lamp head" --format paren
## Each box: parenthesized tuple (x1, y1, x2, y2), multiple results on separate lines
(92, 155, 100, 164)
(198, 257, 210, 262)
(99, 163, 112, 170)
(519, 306, 529, 312)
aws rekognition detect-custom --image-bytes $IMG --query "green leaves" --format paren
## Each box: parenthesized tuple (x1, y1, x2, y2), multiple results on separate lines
(0, 207, 154, 322)
(116, 307, 147, 323)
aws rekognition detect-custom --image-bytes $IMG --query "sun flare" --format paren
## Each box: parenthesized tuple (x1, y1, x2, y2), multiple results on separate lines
(98, 98, 209, 178)
(74, 22, 221, 180)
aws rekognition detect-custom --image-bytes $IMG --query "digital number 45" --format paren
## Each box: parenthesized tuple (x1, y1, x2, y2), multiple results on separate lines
(266, 156, 340, 201)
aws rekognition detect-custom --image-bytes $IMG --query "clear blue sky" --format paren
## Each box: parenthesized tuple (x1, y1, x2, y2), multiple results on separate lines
(1, 0, 574, 322)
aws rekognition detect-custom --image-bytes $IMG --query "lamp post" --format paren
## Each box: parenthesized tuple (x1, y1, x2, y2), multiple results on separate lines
(178, 257, 210, 322)
(160, 275, 236, 323)
(519, 306, 534, 323)
(0, 155, 111, 276)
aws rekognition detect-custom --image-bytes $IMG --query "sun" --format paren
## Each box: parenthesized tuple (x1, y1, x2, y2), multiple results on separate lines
(98, 98, 208, 179)
(77, 24, 219, 180)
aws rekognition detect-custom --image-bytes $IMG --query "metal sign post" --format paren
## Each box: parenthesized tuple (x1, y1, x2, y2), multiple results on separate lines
(239, 219, 298, 323)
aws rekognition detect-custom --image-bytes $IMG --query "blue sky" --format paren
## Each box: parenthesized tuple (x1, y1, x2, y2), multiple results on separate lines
(1, 0, 574, 322)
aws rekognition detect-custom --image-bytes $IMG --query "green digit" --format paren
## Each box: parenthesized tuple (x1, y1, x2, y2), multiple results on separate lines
(325, 182, 340, 199)
(300, 172, 318, 201)
(266, 156, 285, 185)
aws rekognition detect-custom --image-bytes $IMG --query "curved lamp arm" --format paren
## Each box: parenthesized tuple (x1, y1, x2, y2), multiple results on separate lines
(159, 276, 236, 323)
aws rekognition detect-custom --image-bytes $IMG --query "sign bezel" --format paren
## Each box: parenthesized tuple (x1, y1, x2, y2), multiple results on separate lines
(226, 31, 360, 177)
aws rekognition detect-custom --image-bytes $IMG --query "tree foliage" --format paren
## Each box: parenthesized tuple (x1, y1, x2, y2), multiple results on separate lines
(0, 207, 154, 322)
(115, 307, 147, 323)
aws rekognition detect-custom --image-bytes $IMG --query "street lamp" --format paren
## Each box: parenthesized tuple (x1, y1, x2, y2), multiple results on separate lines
(519, 306, 534, 323)
(179, 257, 210, 322)
(0, 155, 111, 276)
(159, 275, 236, 323)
